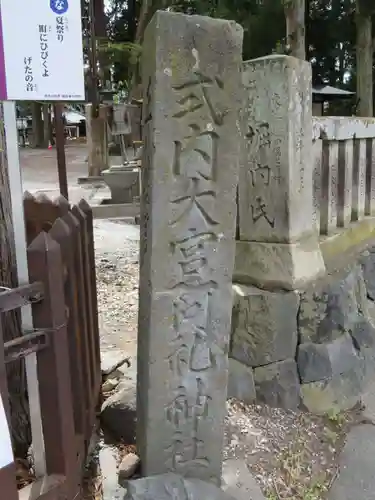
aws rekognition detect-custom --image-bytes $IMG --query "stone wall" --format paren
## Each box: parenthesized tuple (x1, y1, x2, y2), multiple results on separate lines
(229, 246, 375, 414)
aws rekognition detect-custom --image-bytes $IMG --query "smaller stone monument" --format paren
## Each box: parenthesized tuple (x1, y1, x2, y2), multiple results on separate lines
(236, 55, 325, 290)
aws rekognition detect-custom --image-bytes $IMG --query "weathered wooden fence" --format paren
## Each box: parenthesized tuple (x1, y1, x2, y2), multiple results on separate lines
(0, 194, 100, 500)
(312, 117, 375, 235)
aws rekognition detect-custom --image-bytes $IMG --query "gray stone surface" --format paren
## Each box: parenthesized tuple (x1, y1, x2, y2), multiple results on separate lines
(300, 365, 363, 414)
(102, 168, 140, 204)
(124, 473, 236, 500)
(351, 316, 375, 350)
(253, 359, 300, 410)
(100, 378, 136, 443)
(138, 11, 243, 483)
(360, 247, 375, 300)
(234, 238, 325, 291)
(230, 284, 299, 367)
(118, 453, 140, 484)
(221, 459, 265, 500)
(361, 376, 375, 421)
(236, 55, 324, 290)
(101, 349, 131, 376)
(239, 56, 314, 243)
(328, 425, 375, 500)
(297, 333, 360, 384)
(298, 265, 367, 344)
(227, 358, 256, 404)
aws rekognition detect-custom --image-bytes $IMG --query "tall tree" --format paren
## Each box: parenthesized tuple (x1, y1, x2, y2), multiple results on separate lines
(356, 0, 374, 116)
(284, 0, 306, 59)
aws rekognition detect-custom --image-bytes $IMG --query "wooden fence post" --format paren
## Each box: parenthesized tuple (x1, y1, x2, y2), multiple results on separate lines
(62, 211, 93, 441)
(27, 232, 78, 497)
(71, 205, 98, 398)
(78, 200, 100, 373)
(49, 218, 85, 442)
(23, 192, 70, 244)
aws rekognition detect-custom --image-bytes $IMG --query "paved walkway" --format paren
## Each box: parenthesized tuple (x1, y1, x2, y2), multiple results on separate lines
(328, 382, 375, 500)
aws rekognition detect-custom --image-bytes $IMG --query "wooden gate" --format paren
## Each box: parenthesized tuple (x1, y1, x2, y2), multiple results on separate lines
(0, 194, 101, 499)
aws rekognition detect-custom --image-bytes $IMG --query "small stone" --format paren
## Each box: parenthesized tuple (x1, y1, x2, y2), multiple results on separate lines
(100, 378, 136, 443)
(124, 473, 236, 500)
(101, 350, 130, 377)
(298, 266, 367, 344)
(227, 358, 256, 404)
(297, 333, 360, 384)
(118, 453, 140, 484)
(253, 359, 300, 410)
(102, 378, 119, 393)
(230, 284, 299, 367)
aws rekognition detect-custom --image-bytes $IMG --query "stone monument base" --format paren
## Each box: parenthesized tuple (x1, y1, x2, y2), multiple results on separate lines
(234, 238, 325, 291)
(124, 471, 266, 500)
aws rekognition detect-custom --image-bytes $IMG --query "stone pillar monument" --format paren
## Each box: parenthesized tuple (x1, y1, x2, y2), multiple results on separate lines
(137, 11, 243, 484)
(236, 55, 325, 290)
(85, 103, 109, 177)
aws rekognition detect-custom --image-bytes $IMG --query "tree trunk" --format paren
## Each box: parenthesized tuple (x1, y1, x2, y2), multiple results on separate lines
(0, 104, 31, 459)
(284, 0, 305, 59)
(94, 0, 111, 86)
(31, 102, 44, 148)
(42, 104, 50, 148)
(356, 0, 373, 117)
(128, 0, 169, 101)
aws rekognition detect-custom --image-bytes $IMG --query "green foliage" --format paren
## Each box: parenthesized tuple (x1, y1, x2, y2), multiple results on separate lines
(100, 0, 367, 101)
(97, 39, 142, 66)
(357, 0, 375, 16)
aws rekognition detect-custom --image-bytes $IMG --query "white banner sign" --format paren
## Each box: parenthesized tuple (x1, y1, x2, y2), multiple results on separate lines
(0, 393, 13, 468)
(0, 0, 85, 101)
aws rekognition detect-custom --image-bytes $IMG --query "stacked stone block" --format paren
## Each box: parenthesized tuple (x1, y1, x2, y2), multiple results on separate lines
(229, 261, 375, 413)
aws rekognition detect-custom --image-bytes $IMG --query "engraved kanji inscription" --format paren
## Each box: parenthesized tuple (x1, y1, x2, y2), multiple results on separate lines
(172, 71, 226, 126)
(167, 326, 215, 376)
(171, 69, 227, 183)
(170, 232, 217, 289)
(166, 378, 210, 428)
(173, 292, 208, 335)
(169, 180, 218, 235)
(166, 435, 209, 473)
(246, 121, 271, 149)
(250, 163, 271, 187)
(251, 196, 275, 227)
(165, 378, 211, 473)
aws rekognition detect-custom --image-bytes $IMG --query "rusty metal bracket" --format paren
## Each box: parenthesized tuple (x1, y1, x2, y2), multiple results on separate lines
(3, 322, 67, 363)
(4, 330, 49, 363)
(0, 282, 44, 312)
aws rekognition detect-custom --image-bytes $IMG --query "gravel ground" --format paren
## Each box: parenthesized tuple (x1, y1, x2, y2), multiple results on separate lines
(93, 221, 355, 500)
(94, 221, 140, 360)
(224, 400, 358, 500)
